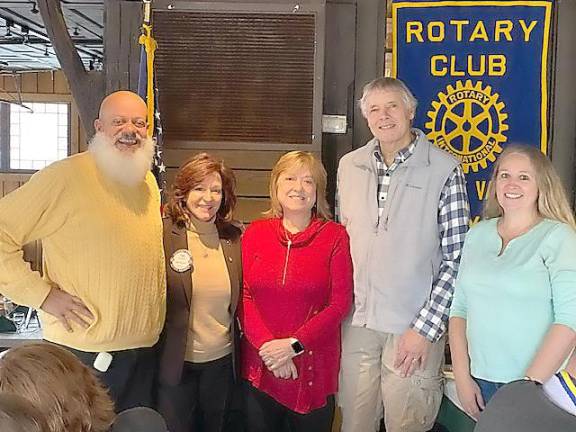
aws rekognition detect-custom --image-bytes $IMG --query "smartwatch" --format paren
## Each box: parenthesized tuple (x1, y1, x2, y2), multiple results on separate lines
(290, 338, 305, 356)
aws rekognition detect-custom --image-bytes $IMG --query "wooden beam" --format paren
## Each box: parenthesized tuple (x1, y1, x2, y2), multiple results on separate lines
(37, 0, 105, 136)
(104, 0, 143, 93)
(551, 0, 576, 203)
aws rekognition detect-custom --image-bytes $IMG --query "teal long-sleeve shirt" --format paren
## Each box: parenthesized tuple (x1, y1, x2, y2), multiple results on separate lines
(450, 218, 576, 383)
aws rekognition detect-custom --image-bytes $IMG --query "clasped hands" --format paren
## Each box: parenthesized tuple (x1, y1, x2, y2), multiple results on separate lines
(259, 338, 298, 380)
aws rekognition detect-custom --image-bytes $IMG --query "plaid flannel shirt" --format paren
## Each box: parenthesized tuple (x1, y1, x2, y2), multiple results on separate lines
(410, 164, 469, 342)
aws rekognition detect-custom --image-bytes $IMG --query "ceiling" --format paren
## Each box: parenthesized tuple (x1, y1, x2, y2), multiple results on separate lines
(0, 0, 103, 73)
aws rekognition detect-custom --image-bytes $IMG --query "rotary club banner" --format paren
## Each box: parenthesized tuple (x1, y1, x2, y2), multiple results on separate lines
(392, 0, 552, 221)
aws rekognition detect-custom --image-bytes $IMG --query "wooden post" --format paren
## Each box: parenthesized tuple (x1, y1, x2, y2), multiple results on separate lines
(104, 0, 144, 94)
(550, 0, 576, 203)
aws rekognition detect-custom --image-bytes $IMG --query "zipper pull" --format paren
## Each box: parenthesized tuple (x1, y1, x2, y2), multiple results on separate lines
(282, 239, 292, 286)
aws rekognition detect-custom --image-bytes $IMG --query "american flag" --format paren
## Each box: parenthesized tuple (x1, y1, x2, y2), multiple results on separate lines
(138, 1, 167, 201)
(151, 85, 167, 199)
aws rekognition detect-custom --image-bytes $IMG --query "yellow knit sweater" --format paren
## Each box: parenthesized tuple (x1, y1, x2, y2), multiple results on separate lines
(0, 152, 166, 352)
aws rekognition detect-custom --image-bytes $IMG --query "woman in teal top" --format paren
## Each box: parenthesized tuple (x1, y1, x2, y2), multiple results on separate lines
(449, 145, 576, 420)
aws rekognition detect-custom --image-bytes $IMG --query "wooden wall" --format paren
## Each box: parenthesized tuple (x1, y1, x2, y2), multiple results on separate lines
(164, 148, 320, 223)
(0, 173, 29, 198)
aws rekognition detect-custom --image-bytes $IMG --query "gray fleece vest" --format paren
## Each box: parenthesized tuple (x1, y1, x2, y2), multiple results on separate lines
(337, 129, 459, 334)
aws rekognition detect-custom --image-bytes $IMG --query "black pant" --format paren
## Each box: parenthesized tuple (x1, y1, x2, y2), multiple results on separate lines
(243, 381, 335, 432)
(159, 355, 234, 432)
(60, 343, 158, 412)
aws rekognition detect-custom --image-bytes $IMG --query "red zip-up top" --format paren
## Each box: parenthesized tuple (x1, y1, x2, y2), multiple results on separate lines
(240, 217, 353, 414)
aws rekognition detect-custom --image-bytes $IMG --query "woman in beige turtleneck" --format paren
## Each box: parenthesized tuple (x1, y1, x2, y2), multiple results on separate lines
(157, 153, 242, 432)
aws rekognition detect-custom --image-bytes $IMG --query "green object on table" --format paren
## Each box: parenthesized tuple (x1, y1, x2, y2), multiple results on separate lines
(436, 396, 476, 432)
(0, 315, 17, 333)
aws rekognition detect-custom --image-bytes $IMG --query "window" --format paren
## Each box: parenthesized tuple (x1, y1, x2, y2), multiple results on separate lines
(0, 102, 70, 171)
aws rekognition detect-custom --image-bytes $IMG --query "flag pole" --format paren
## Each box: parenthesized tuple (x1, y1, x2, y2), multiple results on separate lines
(139, 0, 156, 138)
(143, 0, 151, 25)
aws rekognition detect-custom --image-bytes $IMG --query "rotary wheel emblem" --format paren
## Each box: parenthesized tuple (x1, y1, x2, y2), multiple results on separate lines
(425, 80, 509, 173)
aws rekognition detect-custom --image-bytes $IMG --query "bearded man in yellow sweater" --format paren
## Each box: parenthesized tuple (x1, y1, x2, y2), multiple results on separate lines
(0, 91, 166, 411)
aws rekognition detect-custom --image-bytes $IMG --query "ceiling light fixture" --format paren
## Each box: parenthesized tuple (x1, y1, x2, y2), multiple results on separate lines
(31, 2, 39, 14)
(44, 45, 49, 56)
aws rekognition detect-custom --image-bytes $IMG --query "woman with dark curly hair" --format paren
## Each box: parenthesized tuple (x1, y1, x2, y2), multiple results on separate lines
(158, 153, 242, 432)
(0, 342, 115, 432)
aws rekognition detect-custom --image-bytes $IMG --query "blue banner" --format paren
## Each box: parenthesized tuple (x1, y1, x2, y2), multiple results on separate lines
(392, 0, 552, 221)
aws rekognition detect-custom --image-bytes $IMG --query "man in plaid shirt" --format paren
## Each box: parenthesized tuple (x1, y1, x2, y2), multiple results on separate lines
(337, 77, 470, 432)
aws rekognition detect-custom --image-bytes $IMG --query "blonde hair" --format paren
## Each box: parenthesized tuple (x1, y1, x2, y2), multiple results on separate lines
(0, 343, 115, 432)
(265, 151, 331, 220)
(483, 144, 576, 228)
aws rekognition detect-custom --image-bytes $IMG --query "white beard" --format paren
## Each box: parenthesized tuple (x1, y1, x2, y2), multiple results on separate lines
(88, 132, 155, 187)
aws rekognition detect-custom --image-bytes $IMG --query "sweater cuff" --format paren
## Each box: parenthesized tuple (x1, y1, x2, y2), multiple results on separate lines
(11, 279, 52, 310)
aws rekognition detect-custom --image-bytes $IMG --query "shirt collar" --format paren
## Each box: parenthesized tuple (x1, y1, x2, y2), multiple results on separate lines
(372, 132, 417, 165)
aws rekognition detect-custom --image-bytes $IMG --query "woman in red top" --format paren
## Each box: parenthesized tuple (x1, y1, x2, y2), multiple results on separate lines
(240, 151, 353, 431)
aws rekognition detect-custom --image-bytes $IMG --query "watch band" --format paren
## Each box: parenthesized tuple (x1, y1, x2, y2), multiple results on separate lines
(290, 338, 305, 356)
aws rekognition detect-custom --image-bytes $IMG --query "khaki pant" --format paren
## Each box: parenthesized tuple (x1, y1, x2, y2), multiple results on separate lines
(338, 325, 445, 432)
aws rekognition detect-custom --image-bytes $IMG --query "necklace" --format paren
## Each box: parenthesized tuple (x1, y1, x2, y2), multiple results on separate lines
(198, 240, 210, 258)
(187, 229, 218, 259)
(196, 236, 217, 259)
